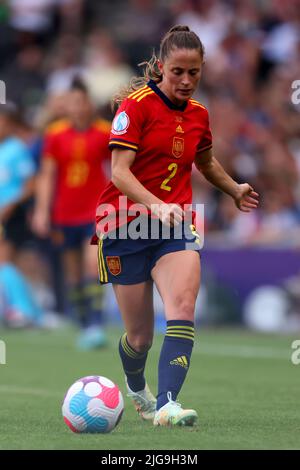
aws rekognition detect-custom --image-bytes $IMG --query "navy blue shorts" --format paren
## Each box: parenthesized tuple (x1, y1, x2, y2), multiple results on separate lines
(51, 222, 95, 250)
(1, 203, 35, 248)
(97, 221, 201, 285)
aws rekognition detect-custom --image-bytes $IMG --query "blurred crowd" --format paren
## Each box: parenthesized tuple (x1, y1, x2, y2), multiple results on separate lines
(0, 0, 300, 328)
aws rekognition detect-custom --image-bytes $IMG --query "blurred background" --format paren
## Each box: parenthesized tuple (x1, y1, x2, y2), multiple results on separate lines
(0, 0, 300, 335)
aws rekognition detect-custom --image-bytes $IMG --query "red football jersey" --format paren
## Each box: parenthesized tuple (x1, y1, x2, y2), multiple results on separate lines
(43, 119, 110, 225)
(95, 80, 212, 233)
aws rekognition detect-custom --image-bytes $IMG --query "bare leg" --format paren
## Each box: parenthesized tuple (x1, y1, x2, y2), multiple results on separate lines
(151, 250, 200, 322)
(113, 280, 154, 352)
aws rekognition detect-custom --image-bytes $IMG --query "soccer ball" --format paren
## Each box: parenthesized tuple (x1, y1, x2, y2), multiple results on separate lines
(62, 376, 124, 433)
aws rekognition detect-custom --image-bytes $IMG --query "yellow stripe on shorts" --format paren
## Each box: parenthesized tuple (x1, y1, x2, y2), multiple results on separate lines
(97, 239, 103, 282)
(97, 236, 108, 283)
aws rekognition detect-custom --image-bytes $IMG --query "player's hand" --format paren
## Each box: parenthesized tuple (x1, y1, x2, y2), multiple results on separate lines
(233, 184, 259, 212)
(154, 203, 185, 227)
(31, 210, 51, 238)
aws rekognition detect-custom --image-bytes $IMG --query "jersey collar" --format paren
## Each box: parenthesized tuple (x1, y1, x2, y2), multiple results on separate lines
(147, 80, 188, 112)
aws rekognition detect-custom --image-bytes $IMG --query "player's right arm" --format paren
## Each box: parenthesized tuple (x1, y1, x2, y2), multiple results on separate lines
(111, 148, 161, 209)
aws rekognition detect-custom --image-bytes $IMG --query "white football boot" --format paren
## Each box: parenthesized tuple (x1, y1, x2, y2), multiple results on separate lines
(126, 378, 157, 421)
(153, 392, 198, 427)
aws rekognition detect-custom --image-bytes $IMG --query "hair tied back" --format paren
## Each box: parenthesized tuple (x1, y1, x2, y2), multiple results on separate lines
(168, 25, 191, 34)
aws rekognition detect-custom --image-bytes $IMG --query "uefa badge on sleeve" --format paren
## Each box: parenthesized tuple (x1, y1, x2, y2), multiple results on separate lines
(111, 111, 130, 135)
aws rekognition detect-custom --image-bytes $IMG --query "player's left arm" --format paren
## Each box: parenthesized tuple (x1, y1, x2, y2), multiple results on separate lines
(194, 148, 259, 212)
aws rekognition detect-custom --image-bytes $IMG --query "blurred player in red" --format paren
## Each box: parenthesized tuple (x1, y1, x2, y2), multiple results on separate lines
(32, 79, 110, 349)
(94, 26, 259, 426)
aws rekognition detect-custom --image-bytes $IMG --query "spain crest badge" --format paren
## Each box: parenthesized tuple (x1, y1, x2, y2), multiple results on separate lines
(106, 256, 122, 275)
(172, 137, 184, 158)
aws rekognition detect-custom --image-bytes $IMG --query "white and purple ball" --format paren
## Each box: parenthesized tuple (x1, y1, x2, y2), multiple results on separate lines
(62, 376, 124, 433)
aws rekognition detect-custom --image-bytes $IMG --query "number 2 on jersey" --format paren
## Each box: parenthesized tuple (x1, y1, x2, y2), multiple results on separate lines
(160, 163, 178, 192)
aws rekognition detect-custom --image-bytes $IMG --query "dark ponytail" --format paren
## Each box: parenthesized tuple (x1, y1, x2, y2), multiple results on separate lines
(112, 25, 205, 108)
(160, 25, 205, 62)
(169, 26, 190, 32)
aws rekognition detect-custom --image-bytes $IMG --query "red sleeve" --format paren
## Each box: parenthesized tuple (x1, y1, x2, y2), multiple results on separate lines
(196, 109, 213, 154)
(99, 129, 111, 162)
(109, 97, 145, 152)
(42, 132, 59, 162)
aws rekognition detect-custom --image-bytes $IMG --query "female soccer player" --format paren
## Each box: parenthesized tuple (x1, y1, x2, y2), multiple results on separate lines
(32, 80, 111, 349)
(95, 26, 259, 426)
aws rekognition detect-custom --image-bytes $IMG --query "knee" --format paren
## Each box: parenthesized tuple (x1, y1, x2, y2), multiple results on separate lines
(127, 336, 153, 354)
(170, 290, 196, 321)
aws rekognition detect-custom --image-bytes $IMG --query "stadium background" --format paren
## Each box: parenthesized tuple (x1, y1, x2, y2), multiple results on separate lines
(0, 0, 300, 450)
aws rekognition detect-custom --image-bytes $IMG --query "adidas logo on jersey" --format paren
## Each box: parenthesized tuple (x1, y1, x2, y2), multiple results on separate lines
(176, 125, 184, 134)
(170, 355, 189, 369)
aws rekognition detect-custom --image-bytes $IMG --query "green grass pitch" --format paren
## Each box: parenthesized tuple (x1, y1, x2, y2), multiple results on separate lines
(0, 326, 299, 450)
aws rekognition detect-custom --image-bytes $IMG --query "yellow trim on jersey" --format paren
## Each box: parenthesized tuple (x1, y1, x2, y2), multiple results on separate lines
(192, 103, 206, 109)
(93, 118, 111, 133)
(136, 90, 155, 102)
(190, 100, 206, 110)
(109, 140, 138, 151)
(45, 119, 71, 135)
(128, 85, 149, 99)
